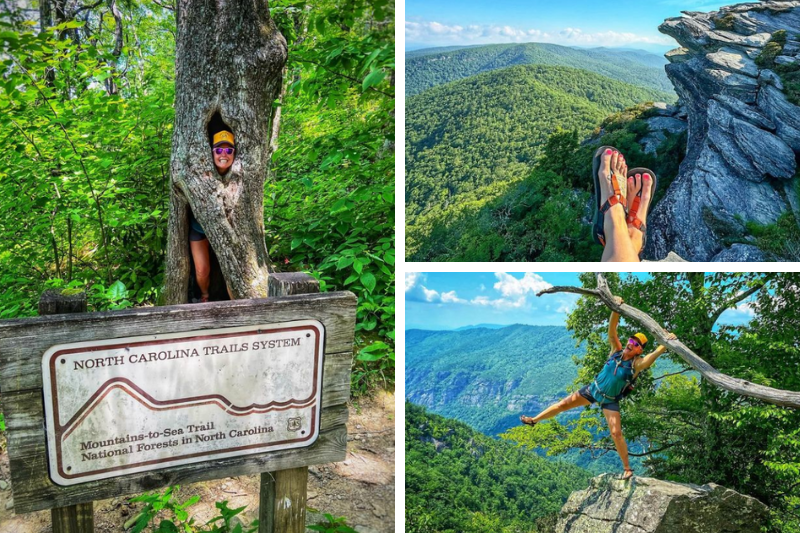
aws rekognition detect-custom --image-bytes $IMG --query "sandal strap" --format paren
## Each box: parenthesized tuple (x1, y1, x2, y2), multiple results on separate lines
(600, 194, 621, 214)
(600, 171, 624, 214)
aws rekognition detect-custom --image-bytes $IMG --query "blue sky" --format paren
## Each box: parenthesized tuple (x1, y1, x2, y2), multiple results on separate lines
(406, 0, 736, 54)
(405, 272, 757, 331)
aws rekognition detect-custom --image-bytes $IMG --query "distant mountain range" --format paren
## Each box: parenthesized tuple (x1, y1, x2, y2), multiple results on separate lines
(406, 42, 674, 96)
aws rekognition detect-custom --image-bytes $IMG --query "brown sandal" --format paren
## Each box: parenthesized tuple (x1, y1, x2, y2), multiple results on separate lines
(620, 468, 634, 481)
(520, 415, 537, 427)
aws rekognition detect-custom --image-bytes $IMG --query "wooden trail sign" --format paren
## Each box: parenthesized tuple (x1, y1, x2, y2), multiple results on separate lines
(0, 282, 356, 517)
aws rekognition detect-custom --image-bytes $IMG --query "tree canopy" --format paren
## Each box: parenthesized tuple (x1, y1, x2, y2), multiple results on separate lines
(0, 0, 394, 392)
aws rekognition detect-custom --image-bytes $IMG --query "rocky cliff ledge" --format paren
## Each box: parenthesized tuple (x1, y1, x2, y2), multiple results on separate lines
(556, 474, 768, 533)
(647, 1, 800, 261)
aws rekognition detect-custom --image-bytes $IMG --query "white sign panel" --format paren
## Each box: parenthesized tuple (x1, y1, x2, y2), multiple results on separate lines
(41, 320, 325, 486)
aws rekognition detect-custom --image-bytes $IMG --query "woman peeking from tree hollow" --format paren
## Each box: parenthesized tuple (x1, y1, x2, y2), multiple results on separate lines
(519, 296, 677, 481)
(189, 130, 235, 303)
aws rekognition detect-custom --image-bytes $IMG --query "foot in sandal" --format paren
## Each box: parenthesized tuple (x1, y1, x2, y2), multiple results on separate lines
(520, 415, 537, 427)
(620, 468, 634, 481)
(626, 169, 656, 257)
(592, 147, 628, 246)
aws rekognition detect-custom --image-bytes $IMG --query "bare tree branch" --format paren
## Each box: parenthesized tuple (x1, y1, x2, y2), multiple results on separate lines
(572, 440, 680, 457)
(653, 368, 693, 381)
(709, 275, 773, 325)
(537, 273, 800, 409)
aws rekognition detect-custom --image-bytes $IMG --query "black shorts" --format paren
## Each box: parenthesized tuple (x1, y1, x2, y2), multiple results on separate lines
(578, 385, 620, 412)
(189, 228, 207, 242)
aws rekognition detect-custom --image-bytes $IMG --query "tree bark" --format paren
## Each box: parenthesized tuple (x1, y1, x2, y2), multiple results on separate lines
(538, 273, 800, 409)
(163, 0, 287, 303)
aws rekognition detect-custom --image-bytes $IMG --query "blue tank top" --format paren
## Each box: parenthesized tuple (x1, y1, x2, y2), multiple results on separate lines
(589, 350, 635, 404)
(190, 213, 205, 234)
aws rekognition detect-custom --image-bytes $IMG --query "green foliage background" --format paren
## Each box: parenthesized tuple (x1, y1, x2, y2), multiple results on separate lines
(406, 402, 591, 533)
(0, 0, 394, 394)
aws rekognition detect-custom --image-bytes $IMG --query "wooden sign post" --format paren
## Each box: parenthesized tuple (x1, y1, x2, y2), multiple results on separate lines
(0, 273, 355, 533)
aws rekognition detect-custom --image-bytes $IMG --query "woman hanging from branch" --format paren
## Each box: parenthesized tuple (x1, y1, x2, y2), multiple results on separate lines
(519, 296, 677, 480)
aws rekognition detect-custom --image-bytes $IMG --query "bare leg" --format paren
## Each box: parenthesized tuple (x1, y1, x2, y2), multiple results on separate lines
(598, 150, 639, 262)
(521, 391, 591, 425)
(626, 172, 654, 256)
(603, 408, 632, 477)
(190, 238, 211, 300)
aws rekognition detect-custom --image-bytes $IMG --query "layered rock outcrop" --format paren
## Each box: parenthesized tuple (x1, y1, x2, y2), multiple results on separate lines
(647, 1, 800, 261)
(556, 474, 768, 533)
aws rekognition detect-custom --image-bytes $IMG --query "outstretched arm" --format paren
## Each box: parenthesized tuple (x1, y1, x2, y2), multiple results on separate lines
(608, 296, 623, 353)
(634, 332, 677, 376)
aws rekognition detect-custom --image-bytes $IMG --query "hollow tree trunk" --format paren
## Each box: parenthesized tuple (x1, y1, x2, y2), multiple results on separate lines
(163, 0, 287, 303)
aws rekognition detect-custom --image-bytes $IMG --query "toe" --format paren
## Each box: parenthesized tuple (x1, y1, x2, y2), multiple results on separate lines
(601, 149, 612, 177)
(610, 150, 619, 173)
(627, 176, 635, 202)
(641, 173, 653, 201)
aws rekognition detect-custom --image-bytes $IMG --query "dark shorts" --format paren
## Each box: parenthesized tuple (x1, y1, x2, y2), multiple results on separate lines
(189, 228, 207, 242)
(578, 385, 620, 412)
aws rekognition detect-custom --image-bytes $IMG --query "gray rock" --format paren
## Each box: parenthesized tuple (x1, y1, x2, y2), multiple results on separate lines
(775, 54, 798, 64)
(555, 474, 768, 533)
(706, 46, 759, 76)
(758, 84, 800, 150)
(714, 94, 776, 130)
(4, 499, 12, 511)
(643, 251, 688, 262)
(666, 47, 692, 63)
(640, 131, 667, 155)
(707, 68, 759, 102)
(758, 68, 784, 90)
(707, 101, 762, 179)
(645, 116, 687, 134)
(650, 102, 679, 116)
(660, 16, 713, 50)
(711, 244, 769, 261)
(784, 40, 800, 55)
(732, 117, 796, 178)
(0, 480, 8, 490)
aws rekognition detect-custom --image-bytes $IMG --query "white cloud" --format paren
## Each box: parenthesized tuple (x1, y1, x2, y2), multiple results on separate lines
(405, 19, 672, 47)
(493, 272, 552, 298)
(441, 290, 467, 304)
(405, 272, 423, 293)
(406, 20, 551, 45)
(405, 272, 466, 304)
(470, 295, 527, 309)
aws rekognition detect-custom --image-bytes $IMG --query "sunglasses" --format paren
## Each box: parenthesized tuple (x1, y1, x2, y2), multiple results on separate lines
(214, 147, 235, 155)
(628, 338, 641, 348)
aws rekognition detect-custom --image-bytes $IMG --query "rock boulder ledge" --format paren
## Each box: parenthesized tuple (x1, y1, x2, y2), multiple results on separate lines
(646, 1, 800, 261)
(555, 474, 768, 533)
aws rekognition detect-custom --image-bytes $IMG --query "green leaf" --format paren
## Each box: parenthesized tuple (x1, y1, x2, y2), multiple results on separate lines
(362, 70, 385, 92)
(360, 271, 376, 293)
(107, 280, 127, 300)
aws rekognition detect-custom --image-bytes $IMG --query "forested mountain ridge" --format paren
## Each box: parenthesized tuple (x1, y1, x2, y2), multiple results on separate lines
(406, 102, 687, 262)
(406, 402, 591, 533)
(406, 42, 674, 96)
(405, 63, 677, 260)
